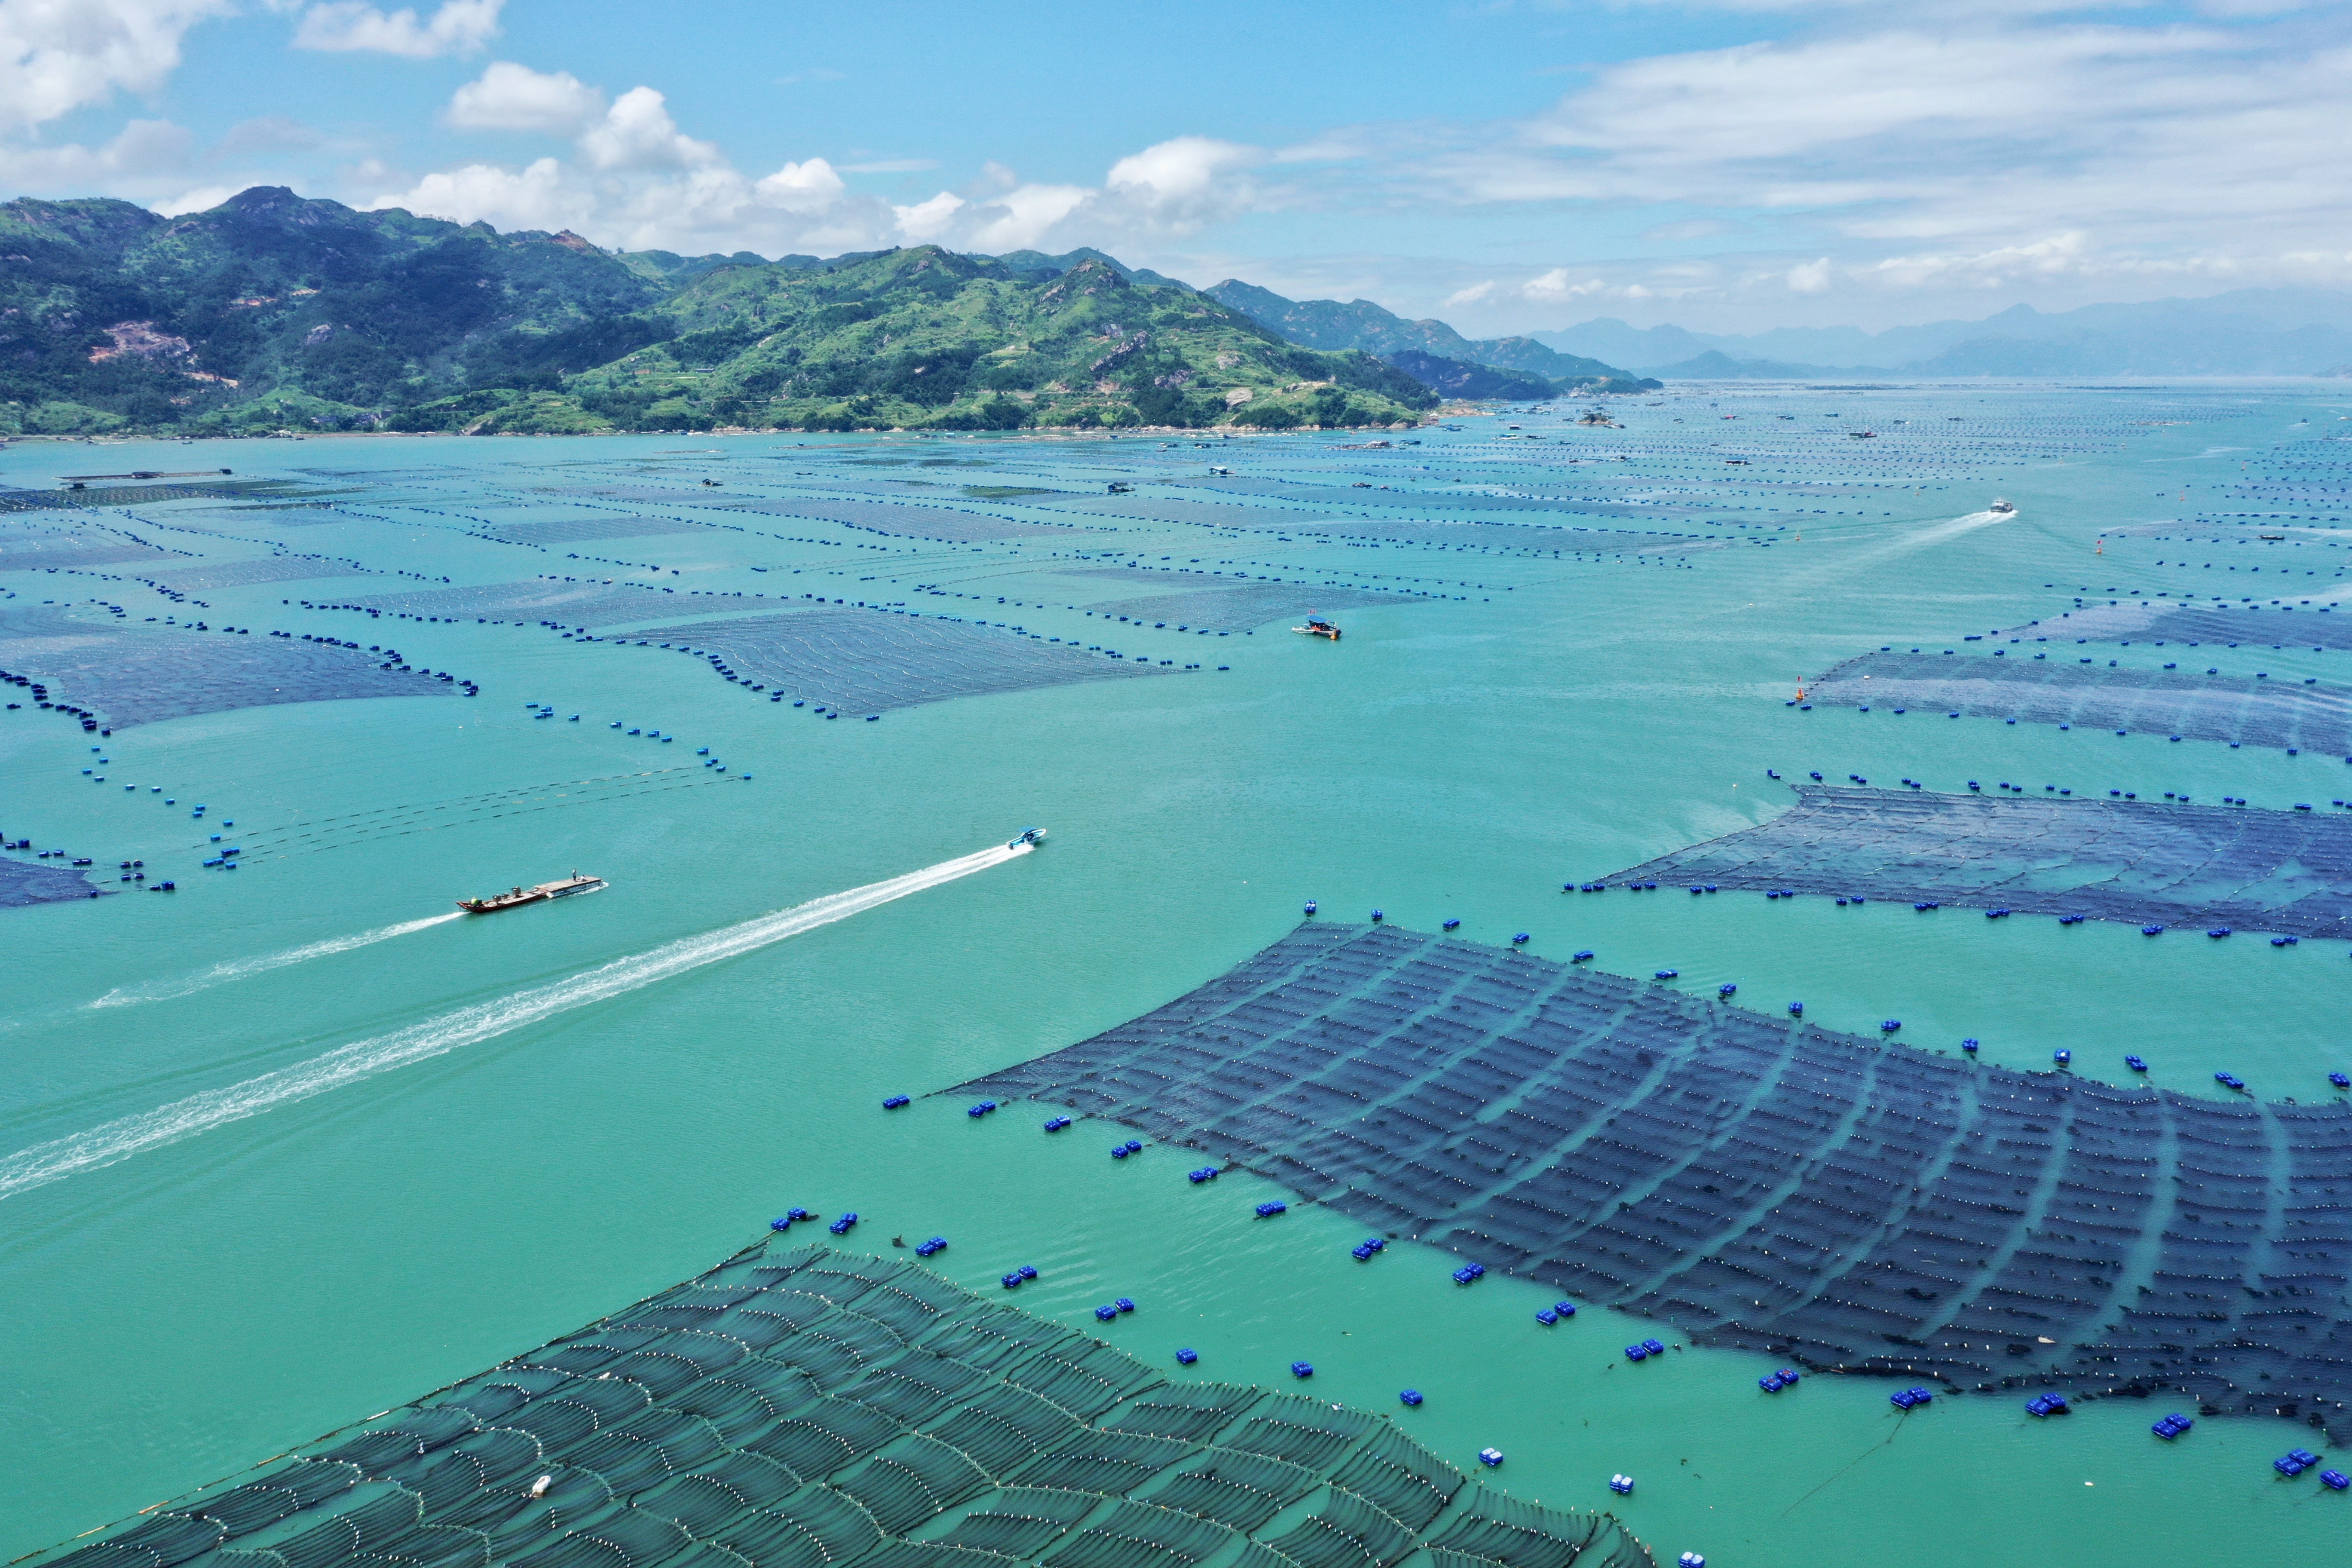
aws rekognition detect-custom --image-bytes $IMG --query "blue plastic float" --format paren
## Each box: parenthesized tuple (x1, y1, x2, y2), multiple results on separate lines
(2153, 1413, 2193, 1439)
(1292, 1361, 1314, 1378)
(1256, 1200, 1288, 1217)
(1400, 1389, 1423, 1406)
(1045, 1116, 1073, 1131)
(1890, 1387, 1933, 1410)
(915, 1236, 947, 1257)
(1189, 1167, 1220, 1183)
(882, 1095, 910, 1109)
(1609, 1475, 1635, 1496)
(1478, 1448, 1504, 1467)
(1176, 1348, 1198, 1365)
(829, 1212, 858, 1236)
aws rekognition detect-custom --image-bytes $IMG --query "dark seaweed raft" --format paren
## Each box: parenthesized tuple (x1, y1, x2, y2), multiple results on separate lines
(635, 609, 1173, 715)
(341, 578, 684, 627)
(2003, 600, 2352, 652)
(0, 606, 454, 729)
(1809, 650, 2352, 756)
(0, 858, 107, 908)
(24, 1243, 1651, 1568)
(1607, 785, 2352, 938)
(960, 925, 2352, 1439)
(1080, 583, 1406, 634)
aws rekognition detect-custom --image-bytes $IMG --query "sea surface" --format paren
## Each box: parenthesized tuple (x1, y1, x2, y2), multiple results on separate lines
(4, 383, 2349, 1566)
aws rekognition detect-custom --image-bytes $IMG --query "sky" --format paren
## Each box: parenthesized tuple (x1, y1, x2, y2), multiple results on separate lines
(3, 0, 2349, 334)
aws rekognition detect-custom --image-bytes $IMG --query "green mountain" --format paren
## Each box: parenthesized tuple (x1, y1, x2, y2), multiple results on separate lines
(0, 187, 1433, 436)
(1202, 279, 1654, 392)
(1380, 349, 1556, 401)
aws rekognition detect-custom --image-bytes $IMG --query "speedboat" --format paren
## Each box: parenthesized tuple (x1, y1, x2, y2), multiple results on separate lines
(1988, 497, 2016, 514)
(1010, 826, 1047, 849)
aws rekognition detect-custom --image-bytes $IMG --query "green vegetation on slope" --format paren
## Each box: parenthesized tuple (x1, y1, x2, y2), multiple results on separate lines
(1204, 277, 1655, 392)
(0, 188, 1433, 435)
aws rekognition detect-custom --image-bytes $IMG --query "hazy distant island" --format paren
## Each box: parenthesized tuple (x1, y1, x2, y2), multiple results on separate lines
(0, 187, 1654, 440)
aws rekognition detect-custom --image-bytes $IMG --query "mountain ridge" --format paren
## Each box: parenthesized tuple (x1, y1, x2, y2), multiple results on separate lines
(1203, 279, 1652, 392)
(0, 188, 1438, 436)
(1543, 288, 2352, 377)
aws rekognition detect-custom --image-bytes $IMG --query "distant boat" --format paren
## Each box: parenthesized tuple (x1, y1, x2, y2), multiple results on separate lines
(1988, 498, 2015, 514)
(1009, 826, 1048, 850)
(1293, 616, 1341, 641)
(458, 873, 604, 913)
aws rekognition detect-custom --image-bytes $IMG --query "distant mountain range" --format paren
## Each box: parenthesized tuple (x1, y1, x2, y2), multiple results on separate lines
(1540, 289, 2352, 378)
(1204, 279, 1654, 393)
(0, 189, 1438, 436)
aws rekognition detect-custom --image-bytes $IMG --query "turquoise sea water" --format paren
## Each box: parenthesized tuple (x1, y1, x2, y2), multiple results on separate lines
(4, 385, 2350, 1566)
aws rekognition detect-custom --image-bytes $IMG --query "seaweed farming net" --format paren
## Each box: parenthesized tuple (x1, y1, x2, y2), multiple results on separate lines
(1808, 650, 2352, 757)
(337, 579, 695, 628)
(956, 923, 2352, 1440)
(0, 604, 456, 730)
(631, 609, 1171, 715)
(2001, 599, 2352, 652)
(144, 558, 371, 591)
(26, 1242, 1645, 1568)
(1606, 785, 2352, 938)
(1081, 584, 1408, 633)
(721, 496, 1091, 542)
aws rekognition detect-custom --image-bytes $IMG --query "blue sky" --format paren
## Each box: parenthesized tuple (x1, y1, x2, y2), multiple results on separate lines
(4, 0, 2347, 333)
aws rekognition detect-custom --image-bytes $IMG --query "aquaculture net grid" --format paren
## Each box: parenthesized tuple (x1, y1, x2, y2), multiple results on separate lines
(25, 1243, 1651, 1568)
(1605, 785, 2352, 938)
(956, 923, 2352, 1440)
(0, 604, 456, 730)
(1808, 650, 2352, 758)
(630, 609, 1172, 715)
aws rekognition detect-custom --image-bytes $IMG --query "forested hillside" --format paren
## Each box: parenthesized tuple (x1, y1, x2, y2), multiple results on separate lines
(0, 187, 1437, 435)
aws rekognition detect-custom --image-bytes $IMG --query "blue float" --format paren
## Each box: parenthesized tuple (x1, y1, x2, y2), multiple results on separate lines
(1400, 1389, 1423, 1406)
(1256, 1200, 1288, 1217)
(1176, 1348, 1198, 1365)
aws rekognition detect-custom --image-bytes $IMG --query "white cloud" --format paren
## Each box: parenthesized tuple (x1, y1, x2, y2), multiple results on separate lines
(1520, 268, 1611, 300)
(958, 183, 1091, 251)
(381, 154, 572, 230)
(0, 0, 229, 134)
(1444, 281, 1497, 306)
(756, 157, 846, 211)
(292, 0, 500, 58)
(1786, 257, 1834, 293)
(577, 86, 719, 171)
(447, 61, 603, 134)
(1101, 135, 1264, 235)
(0, 116, 192, 191)
(891, 189, 964, 240)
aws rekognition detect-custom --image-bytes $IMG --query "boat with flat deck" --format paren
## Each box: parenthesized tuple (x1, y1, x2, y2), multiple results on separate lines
(459, 873, 605, 913)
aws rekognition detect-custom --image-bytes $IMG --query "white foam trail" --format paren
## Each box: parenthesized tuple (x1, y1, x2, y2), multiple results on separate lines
(90, 912, 469, 1009)
(4, 842, 1026, 1200)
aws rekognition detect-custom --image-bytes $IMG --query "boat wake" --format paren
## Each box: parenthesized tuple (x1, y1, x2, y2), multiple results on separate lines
(4, 841, 1029, 1201)
(89, 912, 469, 1009)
